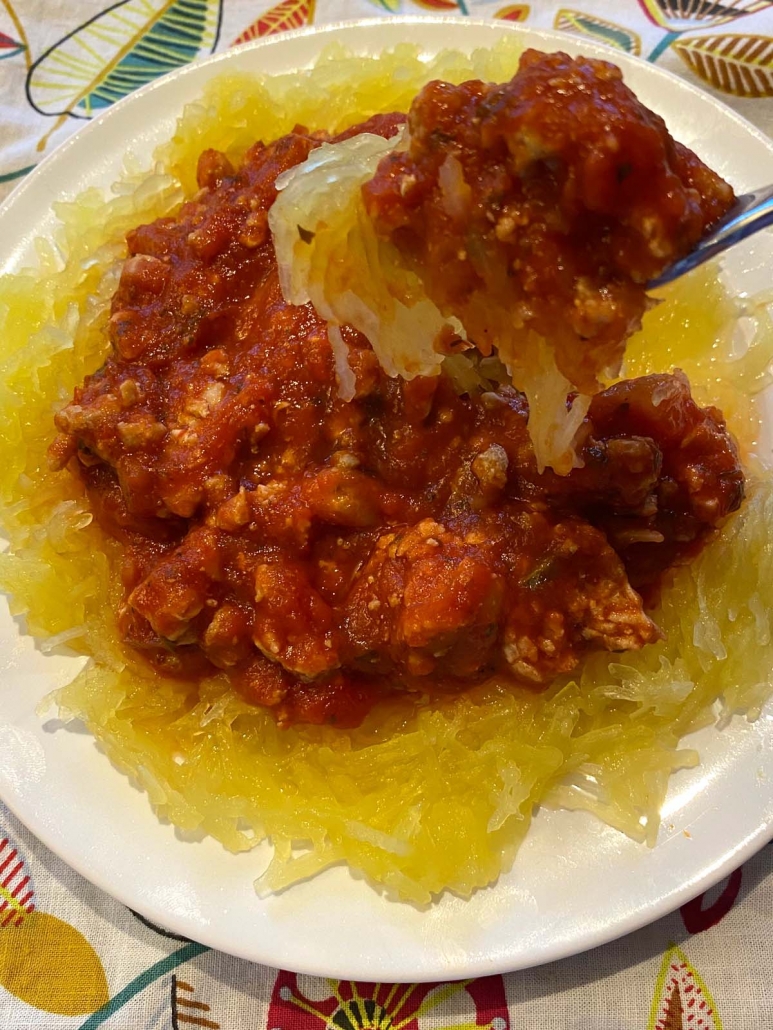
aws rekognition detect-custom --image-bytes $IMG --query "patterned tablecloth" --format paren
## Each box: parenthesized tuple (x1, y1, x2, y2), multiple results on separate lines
(2, 0, 773, 1026)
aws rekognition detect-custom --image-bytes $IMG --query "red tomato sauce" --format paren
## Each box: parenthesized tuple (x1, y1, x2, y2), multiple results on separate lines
(363, 49, 735, 392)
(49, 75, 742, 728)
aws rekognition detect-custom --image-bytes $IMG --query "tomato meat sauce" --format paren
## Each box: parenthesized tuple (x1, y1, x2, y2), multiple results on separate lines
(50, 57, 743, 728)
(363, 49, 735, 391)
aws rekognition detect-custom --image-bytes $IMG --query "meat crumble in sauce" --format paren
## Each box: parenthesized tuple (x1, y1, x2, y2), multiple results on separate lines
(362, 49, 736, 392)
(49, 76, 744, 729)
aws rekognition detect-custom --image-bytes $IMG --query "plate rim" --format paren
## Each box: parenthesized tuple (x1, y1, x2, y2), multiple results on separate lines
(1, 16, 773, 980)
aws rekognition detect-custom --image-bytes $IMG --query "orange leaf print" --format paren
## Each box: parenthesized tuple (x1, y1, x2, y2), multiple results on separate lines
(648, 945, 722, 1030)
(412, 0, 457, 10)
(674, 33, 773, 97)
(0, 912, 108, 1015)
(173, 974, 221, 1028)
(232, 0, 315, 44)
(0, 831, 108, 1015)
(660, 982, 684, 1030)
(495, 4, 530, 21)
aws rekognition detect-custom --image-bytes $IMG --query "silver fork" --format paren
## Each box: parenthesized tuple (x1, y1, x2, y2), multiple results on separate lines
(647, 183, 773, 289)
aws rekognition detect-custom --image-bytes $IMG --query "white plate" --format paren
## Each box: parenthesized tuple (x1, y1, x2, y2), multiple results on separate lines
(1, 17, 773, 981)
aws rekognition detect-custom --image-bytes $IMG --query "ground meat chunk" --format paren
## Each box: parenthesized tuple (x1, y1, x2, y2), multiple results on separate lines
(344, 518, 505, 678)
(128, 526, 222, 643)
(201, 602, 253, 669)
(499, 517, 659, 683)
(582, 371, 745, 593)
(445, 370, 742, 594)
(253, 560, 340, 678)
(343, 508, 658, 686)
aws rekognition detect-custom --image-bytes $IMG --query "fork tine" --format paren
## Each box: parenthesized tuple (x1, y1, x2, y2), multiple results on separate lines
(647, 182, 773, 289)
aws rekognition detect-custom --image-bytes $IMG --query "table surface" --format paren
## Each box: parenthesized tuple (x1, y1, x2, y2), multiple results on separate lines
(2, 0, 773, 1025)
